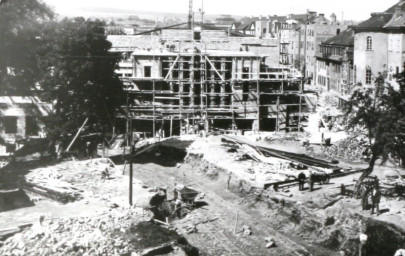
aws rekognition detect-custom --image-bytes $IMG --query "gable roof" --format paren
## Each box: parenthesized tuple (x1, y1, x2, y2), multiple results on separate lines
(323, 28, 354, 46)
(355, 1, 405, 31)
(356, 13, 393, 29)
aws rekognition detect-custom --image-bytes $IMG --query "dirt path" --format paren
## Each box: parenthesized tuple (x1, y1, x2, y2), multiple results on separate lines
(133, 159, 339, 256)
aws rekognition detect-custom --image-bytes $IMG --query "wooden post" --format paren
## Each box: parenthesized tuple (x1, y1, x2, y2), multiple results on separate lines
(256, 58, 260, 131)
(233, 212, 239, 235)
(276, 96, 280, 132)
(170, 116, 173, 137)
(129, 117, 134, 206)
(153, 79, 156, 138)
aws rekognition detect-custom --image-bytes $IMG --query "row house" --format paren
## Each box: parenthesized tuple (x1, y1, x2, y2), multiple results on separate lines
(279, 21, 299, 65)
(353, 2, 405, 86)
(294, 14, 347, 83)
(277, 11, 346, 74)
(316, 28, 355, 107)
(231, 16, 287, 39)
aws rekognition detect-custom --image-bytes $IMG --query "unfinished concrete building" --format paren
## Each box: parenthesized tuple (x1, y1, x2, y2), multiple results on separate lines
(121, 44, 308, 136)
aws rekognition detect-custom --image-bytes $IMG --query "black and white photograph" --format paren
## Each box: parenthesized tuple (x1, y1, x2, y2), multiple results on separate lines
(0, 0, 405, 255)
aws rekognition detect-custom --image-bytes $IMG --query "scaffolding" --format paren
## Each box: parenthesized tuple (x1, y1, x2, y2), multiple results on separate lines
(119, 33, 307, 137)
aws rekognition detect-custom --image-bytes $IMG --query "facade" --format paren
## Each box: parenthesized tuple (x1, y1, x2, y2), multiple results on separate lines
(316, 28, 355, 107)
(353, 2, 405, 86)
(279, 21, 299, 65)
(297, 23, 348, 82)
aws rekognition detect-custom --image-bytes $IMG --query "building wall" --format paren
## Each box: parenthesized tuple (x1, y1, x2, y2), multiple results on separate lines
(354, 32, 388, 85)
(387, 33, 405, 77)
(293, 24, 347, 81)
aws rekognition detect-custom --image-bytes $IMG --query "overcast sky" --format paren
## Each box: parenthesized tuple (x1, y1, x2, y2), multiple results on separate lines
(42, 0, 399, 21)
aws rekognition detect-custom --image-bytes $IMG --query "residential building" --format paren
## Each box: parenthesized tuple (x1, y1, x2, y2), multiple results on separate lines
(316, 28, 355, 107)
(279, 20, 299, 65)
(294, 13, 347, 83)
(353, 1, 405, 86)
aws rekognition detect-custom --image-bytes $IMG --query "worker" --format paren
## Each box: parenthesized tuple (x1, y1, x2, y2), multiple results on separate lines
(85, 141, 91, 159)
(101, 167, 109, 181)
(298, 172, 306, 191)
(360, 184, 369, 211)
(371, 186, 381, 215)
(341, 184, 346, 196)
(308, 172, 314, 191)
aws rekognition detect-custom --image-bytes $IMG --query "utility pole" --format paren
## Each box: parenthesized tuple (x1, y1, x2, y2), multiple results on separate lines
(188, 0, 193, 29)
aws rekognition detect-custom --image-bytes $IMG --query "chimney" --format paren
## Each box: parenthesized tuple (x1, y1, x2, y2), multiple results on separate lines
(319, 13, 324, 18)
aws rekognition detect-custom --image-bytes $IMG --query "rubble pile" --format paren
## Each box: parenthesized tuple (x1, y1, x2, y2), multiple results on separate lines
(0, 207, 153, 256)
(24, 158, 116, 202)
(320, 136, 368, 161)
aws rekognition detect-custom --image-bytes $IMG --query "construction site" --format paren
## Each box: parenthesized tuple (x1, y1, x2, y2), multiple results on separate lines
(123, 47, 305, 136)
(1, 0, 405, 256)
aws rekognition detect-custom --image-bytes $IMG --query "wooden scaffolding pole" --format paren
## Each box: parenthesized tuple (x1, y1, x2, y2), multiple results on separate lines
(129, 116, 133, 205)
(256, 58, 260, 131)
(153, 78, 156, 137)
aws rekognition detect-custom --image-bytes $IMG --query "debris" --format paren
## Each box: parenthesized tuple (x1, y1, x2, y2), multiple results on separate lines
(241, 225, 252, 236)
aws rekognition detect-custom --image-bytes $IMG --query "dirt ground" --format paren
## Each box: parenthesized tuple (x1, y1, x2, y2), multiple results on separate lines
(1, 133, 405, 255)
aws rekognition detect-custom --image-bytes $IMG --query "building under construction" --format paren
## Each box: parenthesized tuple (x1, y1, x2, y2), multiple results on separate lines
(119, 38, 308, 137)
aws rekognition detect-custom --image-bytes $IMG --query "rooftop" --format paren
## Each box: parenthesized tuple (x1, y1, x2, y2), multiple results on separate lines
(323, 28, 355, 46)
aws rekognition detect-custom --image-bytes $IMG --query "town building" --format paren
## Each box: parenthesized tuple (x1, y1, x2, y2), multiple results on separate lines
(353, 1, 405, 86)
(316, 28, 355, 107)
(278, 11, 348, 83)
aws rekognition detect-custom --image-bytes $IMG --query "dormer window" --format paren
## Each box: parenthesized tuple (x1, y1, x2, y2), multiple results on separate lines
(366, 36, 373, 50)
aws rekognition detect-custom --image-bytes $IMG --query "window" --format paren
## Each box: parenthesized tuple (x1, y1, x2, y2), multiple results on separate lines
(3, 117, 17, 134)
(26, 117, 39, 136)
(366, 68, 372, 84)
(242, 82, 249, 101)
(242, 67, 250, 79)
(144, 66, 151, 77)
(366, 36, 372, 50)
(336, 29, 340, 35)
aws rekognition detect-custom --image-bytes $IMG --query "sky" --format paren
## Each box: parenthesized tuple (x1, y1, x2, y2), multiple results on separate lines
(42, 0, 400, 21)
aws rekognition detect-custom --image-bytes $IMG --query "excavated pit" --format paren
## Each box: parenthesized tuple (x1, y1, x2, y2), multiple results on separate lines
(134, 139, 405, 255)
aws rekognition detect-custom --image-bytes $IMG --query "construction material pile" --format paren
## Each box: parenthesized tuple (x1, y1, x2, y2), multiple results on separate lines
(0, 207, 153, 256)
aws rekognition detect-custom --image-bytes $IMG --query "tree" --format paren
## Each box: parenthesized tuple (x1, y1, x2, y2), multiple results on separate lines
(39, 17, 124, 139)
(0, 0, 53, 95)
(346, 74, 405, 195)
